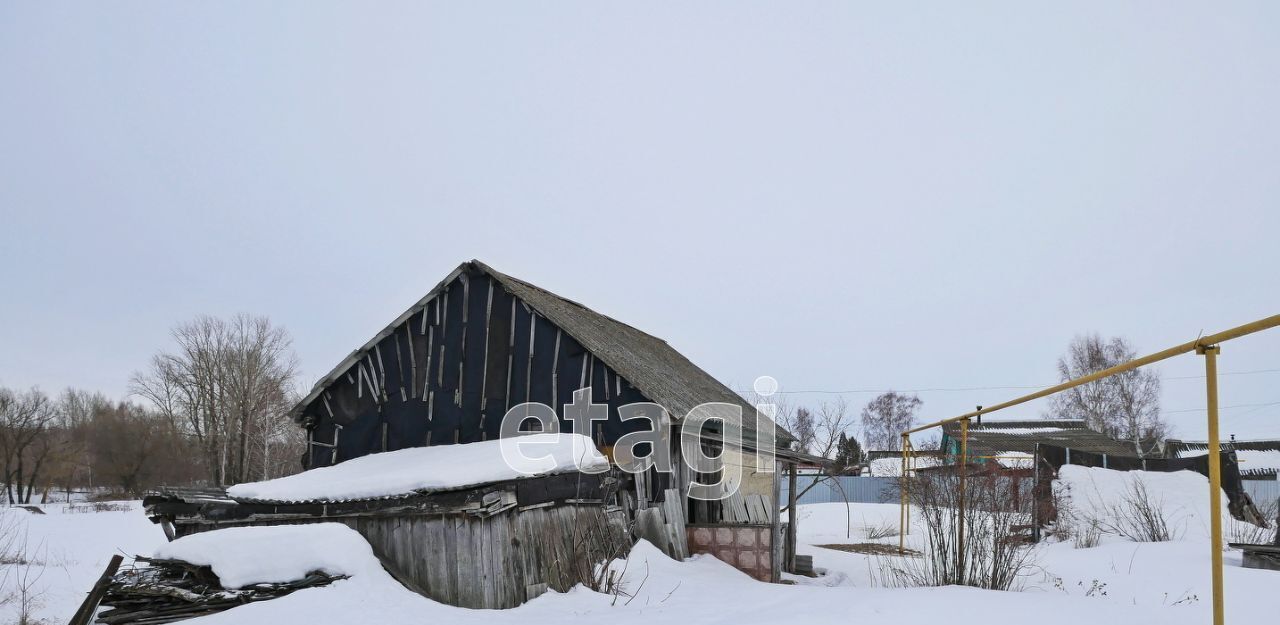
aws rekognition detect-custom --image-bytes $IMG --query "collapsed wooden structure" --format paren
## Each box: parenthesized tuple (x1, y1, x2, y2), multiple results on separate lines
(146, 260, 813, 610)
(95, 556, 344, 625)
(1166, 437, 1280, 481)
(145, 469, 629, 609)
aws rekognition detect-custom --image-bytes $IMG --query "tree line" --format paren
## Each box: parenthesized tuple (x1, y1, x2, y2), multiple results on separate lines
(770, 332, 1169, 469)
(0, 314, 305, 502)
(3, 318, 1169, 502)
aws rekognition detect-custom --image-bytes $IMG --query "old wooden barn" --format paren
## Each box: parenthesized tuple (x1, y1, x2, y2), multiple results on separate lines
(146, 260, 814, 608)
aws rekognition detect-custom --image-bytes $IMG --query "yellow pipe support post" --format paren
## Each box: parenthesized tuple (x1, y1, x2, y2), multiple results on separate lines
(1199, 344, 1225, 625)
(905, 440, 913, 535)
(899, 434, 908, 554)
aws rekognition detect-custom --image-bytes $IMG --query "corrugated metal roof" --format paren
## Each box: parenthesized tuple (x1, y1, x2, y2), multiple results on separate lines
(943, 418, 1139, 458)
(1166, 438, 1280, 476)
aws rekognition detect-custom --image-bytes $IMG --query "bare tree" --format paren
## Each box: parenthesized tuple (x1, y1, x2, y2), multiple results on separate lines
(87, 401, 199, 496)
(756, 393, 857, 460)
(812, 397, 857, 460)
(861, 391, 922, 451)
(773, 397, 862, 513)
(45, 388, 109, 499)
(1045, 334, 1165, 450)
(131, 314, 300, 486)
(788, 408, 818, 454)
(0, 387, 62, 503)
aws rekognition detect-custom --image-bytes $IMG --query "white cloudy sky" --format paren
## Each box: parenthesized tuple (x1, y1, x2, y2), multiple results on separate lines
(2, 2, 1277, 439)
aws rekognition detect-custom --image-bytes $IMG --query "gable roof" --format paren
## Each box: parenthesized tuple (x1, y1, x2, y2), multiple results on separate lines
(294, 260, 795, 451)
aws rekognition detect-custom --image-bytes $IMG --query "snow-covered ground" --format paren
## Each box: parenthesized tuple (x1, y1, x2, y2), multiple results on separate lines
(3, 468, 1275, 624)
(0, 501, 166, 624)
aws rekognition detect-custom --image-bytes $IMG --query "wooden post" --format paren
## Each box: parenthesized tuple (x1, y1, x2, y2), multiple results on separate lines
(786, 461, 798, 573)
(68, 554, 123, 625)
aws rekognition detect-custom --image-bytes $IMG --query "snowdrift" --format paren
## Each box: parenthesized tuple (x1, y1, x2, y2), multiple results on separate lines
(153, 523, 385, 588)
(1053, 465, 1231, 540)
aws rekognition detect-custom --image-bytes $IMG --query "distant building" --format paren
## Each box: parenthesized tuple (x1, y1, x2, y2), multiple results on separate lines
(939, 418, 1141, 471)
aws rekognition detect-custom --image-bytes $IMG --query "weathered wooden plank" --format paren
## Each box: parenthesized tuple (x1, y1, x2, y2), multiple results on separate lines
(424, 515, 448, 604)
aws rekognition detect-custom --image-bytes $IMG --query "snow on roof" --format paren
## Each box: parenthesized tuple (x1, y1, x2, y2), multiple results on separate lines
(1235, 449, 1280, 474)
(227, 433, 608, 503)
(153, 523, 383, 589)
(1166, 439, 1280, 475)
(868, 455, 942, 477)
(973, 427, 1068, 435)
(993, 451, 1034, 469)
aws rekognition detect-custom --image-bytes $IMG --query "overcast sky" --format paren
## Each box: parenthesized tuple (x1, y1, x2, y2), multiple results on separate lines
(2, 2, 1277, 440)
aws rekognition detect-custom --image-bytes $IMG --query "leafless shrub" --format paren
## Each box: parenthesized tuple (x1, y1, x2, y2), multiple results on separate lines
(1095, 478, 1177, 542)
(546, 472, 633, 600)
(62, 502, 132, 514)
(862, 521, 900, 540)
(1073, 519, 1103, 549)
(1049, 484, 1102, 549)
(0, 512, 47, 625)
(1042, 481, 1075, 543)
(1227, 499, 1277, 545)
(10, 544, 47, 625)
(553, 505, 633, 603)
(877, 472, 1036, 591)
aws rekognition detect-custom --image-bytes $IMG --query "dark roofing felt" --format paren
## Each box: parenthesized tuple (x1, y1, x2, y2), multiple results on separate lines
(295, 260, 794, 451)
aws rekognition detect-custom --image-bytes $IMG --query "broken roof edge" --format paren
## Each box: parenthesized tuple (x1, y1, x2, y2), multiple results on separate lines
(1167, 437, 1280, 446)
(291, 261, 471, 421)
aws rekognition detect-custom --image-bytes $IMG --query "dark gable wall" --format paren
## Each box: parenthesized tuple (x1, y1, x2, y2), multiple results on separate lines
(303, 266, 652, 468)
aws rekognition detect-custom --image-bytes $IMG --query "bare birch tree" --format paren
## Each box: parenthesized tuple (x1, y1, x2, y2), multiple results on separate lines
(1045, 334, 1165, 451)
(861, 391, 922, 451)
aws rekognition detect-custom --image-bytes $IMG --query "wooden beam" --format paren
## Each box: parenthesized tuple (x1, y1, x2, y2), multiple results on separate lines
(68, 554, 123, 625)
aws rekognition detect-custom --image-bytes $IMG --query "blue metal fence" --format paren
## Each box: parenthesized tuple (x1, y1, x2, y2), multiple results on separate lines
(780, 475, 898, 505)
(780, 475, 1278, 512)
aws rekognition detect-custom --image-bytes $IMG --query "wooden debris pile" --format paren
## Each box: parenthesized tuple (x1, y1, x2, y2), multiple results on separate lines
(94, 556, 344, 625)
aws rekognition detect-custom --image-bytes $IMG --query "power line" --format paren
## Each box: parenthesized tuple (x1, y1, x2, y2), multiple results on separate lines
(1162, 368, 1280, 381)
(771, 367, 1280, 395)
(1164, 400, 1280, 414)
